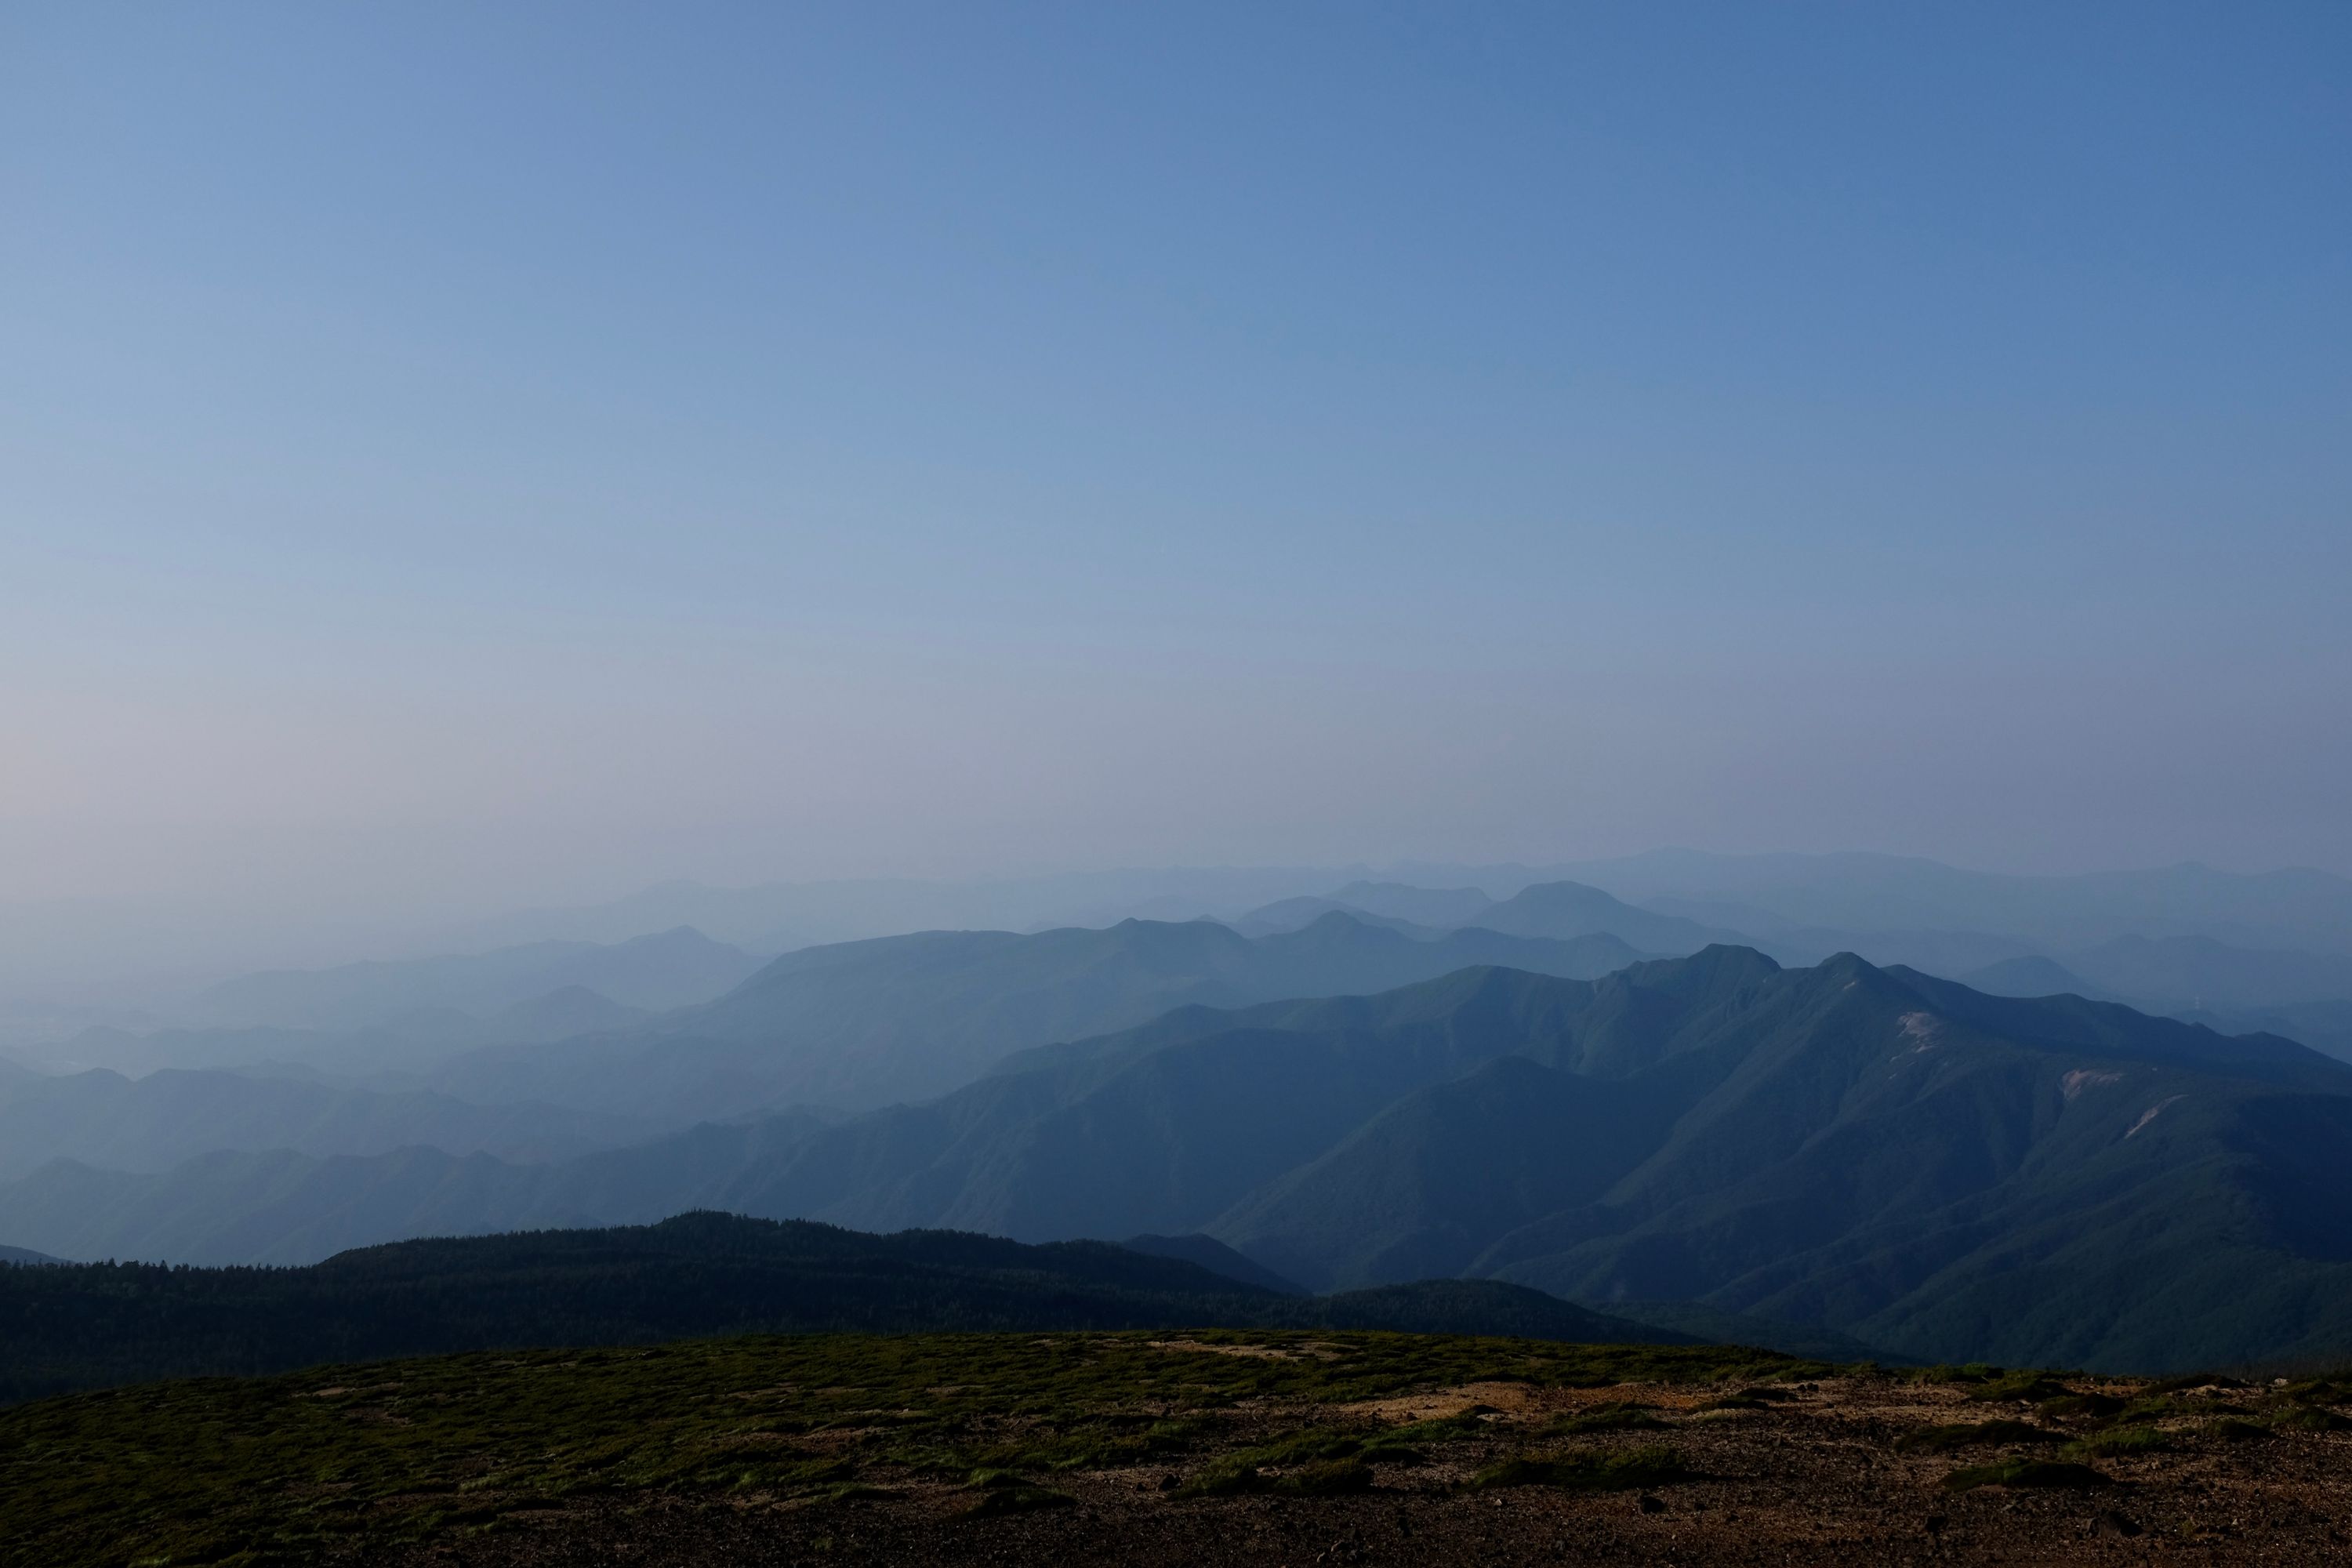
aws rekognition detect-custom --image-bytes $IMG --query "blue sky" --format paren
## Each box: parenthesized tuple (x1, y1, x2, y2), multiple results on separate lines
(3, 2, 2348, 919)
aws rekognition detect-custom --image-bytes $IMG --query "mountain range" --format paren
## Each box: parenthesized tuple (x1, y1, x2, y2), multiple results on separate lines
(9, 946, 2350, 1372)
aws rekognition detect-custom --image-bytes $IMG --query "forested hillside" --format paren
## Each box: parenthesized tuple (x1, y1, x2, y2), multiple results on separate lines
(0, 1211, 1682, 1403)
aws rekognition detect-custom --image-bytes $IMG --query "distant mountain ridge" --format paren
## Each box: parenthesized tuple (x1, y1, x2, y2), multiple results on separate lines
(192, 927, 763, 1033)
(1229, 878, 1738, 954)
(1236, 873, 2352, 1062)
(421, 869, 1363, 954)
(419, 913, 1647, 1118)
(0, 1066, 650, 1181)
(1553, 850, 2352, 956)
(1470, 881, 1748, 951)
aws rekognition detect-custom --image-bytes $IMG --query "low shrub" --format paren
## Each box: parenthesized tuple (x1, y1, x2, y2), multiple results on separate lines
(1544, 1403, 1667, 1436)
(1276, 1458, 1377, 1496)
(1467, 1446, 1691, 1493)
(956, 1484, 1073, 1519)
(1942, 1459, 2110, 1493)
(1967, 1373, 2072, 1404)
(2270, 1406, 2352, 1434)
(1894, 1419, 2063, 1454)
(1695, 1385, 1797, 1414)
(2065, 1425, 2169, 1457)
(1175, 1453, 1375, 1498)
(2145, 1373, 2247, 1396)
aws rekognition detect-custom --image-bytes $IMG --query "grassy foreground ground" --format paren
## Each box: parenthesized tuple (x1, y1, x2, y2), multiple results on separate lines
(2, 1330, 2348, 1566)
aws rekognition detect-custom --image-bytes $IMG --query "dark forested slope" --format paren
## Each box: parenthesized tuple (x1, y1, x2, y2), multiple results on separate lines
(0, 1210, 1683, 1403)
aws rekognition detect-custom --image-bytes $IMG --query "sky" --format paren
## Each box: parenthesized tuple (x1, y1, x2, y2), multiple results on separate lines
(3, 1, 2349, 942)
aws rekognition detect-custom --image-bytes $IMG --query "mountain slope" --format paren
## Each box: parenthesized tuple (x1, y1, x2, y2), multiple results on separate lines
(1120, 1232, 1305, 1294)
(1211, 1051, 1695, 1290)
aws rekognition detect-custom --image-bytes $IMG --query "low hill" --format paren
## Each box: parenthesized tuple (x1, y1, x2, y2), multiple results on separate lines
(0, 1211, 1682, 1404)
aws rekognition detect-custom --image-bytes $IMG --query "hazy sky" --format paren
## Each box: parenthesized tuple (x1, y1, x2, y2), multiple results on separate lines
(5, 2, 2349, 927)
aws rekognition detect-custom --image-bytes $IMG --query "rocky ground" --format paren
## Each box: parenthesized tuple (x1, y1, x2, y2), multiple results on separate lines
(352, 1365, 2352, 1566)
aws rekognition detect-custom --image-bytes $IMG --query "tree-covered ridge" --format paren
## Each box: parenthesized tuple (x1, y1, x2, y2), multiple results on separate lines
(0, 1212, 1684, 1405)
